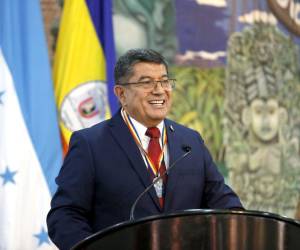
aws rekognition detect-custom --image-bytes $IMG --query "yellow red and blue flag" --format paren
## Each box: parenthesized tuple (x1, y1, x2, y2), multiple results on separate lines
(54, 0, 117, 153)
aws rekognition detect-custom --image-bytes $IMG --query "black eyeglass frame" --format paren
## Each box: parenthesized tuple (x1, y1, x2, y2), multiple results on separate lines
(116, 79, 176, 90)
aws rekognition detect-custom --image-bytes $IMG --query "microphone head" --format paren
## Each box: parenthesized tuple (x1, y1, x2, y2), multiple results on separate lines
(182, 144, 191, 152)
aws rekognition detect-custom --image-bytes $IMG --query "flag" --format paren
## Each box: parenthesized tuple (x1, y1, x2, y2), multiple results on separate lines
(53, 0, 118, 152)
(0, 1, 62, 249)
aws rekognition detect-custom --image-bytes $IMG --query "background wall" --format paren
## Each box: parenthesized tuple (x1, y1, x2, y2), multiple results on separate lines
(41, 0, 300, 219)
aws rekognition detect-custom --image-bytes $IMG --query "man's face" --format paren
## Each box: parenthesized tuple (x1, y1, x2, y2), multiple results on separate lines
(114, 62, 172, 127)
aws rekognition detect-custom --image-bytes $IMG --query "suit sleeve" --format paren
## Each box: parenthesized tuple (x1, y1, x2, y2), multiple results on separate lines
(197, 134, 244, 209)
(47, 131, 95, 250)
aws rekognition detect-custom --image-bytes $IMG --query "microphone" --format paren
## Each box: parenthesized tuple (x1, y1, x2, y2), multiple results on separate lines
(129, 144, 192, 221)
(181, 144, 191, 154)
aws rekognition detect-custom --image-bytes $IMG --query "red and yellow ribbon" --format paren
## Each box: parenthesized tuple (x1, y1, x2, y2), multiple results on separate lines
(121, 108, 167, 177)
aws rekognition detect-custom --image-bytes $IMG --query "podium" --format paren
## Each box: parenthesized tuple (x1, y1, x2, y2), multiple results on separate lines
(71, 210, 300, 250)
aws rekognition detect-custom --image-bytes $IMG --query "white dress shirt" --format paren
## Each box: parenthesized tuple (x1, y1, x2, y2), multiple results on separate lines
(129, 116, 170, 170)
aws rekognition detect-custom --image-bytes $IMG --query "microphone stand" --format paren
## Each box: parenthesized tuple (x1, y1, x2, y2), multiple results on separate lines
(129, 147, 191, 221)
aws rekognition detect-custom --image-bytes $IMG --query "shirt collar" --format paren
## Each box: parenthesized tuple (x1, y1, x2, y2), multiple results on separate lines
(129, 116, 164, 141)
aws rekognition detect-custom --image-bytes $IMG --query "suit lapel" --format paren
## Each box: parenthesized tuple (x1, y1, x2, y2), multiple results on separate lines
(164, 120, 184, 211)
(108, 111, 161, 210)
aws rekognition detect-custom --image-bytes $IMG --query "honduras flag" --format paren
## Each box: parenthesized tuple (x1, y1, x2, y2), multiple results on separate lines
(0, 1, 62, 249)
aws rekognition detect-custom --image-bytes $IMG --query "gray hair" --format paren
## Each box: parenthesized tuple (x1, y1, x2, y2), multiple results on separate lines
(114, 48, 169, 84)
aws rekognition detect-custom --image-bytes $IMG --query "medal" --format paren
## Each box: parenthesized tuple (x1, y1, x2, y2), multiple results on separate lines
(153, 177, 164, 198)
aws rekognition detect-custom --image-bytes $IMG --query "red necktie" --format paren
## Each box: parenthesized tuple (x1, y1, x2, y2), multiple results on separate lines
(146, 127, 167, 208)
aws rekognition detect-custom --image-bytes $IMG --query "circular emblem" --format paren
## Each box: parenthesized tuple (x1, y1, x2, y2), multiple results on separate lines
(267, 0, 300, 36)
(60, 81, 108, 132)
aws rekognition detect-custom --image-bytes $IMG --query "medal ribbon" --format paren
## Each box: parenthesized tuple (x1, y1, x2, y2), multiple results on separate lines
(121, 108, 167, 177)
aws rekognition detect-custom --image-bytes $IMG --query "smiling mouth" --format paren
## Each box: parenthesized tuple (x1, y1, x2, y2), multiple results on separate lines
(149, 100, 165, 106)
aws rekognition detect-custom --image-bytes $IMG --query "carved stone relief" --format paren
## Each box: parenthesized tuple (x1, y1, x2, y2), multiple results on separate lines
(225, 23, 300, 218)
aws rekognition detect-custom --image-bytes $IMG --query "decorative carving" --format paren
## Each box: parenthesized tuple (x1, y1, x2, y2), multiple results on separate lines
(225, 23, 300, 218)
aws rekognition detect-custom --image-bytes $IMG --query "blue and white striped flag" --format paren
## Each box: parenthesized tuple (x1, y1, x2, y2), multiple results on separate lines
(0, 1, 62, 249)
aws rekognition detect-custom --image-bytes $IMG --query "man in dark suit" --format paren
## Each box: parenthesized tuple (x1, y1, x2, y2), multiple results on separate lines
(47, 49, 243, 250)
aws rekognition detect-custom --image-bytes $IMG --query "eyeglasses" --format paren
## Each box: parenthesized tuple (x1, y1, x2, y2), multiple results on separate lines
(118, 79, 176, 91)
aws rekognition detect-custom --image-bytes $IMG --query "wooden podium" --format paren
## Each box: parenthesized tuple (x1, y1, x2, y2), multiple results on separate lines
(71, 210, 300, 250)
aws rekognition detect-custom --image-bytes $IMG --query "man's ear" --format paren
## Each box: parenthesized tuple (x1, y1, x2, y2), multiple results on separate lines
(242, 107, 251, 127)
(114, 85, 126, 106)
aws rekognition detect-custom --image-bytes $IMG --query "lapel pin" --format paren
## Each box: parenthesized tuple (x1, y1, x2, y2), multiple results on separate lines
(169, 125, 174, 132)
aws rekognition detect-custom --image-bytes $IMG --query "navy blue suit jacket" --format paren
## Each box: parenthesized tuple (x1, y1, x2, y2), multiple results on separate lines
(47, 110, 243, 250)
